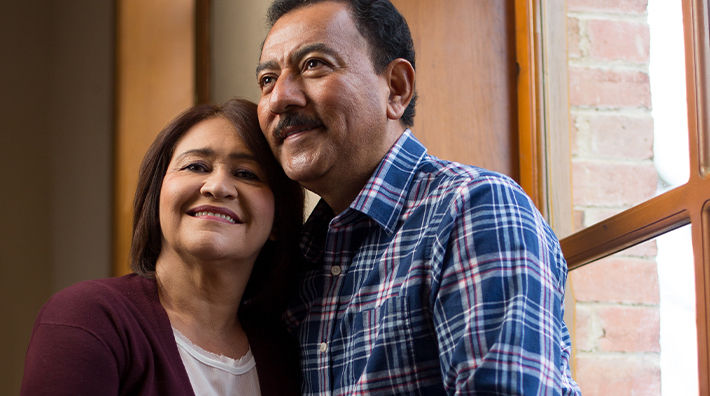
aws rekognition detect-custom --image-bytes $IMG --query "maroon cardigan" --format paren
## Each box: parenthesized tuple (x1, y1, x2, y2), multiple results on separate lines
(21, 274, 300, 395)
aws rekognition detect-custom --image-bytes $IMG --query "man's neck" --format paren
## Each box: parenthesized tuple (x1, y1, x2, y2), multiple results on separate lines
(313, 126, 407, 215)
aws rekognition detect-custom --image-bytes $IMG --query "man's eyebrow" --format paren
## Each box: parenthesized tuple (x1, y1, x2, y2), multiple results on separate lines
(256, 42, 339, 77)
(256, 60, 279, 78)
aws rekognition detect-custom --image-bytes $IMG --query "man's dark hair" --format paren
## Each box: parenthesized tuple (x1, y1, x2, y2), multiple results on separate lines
(267, 0, 417, 127)
(130, 98, 304, 313)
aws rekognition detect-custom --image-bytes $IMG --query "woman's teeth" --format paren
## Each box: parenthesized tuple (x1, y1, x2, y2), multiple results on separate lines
(194, 211, 236, 224)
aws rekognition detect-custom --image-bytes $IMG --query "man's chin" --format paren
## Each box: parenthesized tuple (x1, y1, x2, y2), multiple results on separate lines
(283, 163, 326, 188)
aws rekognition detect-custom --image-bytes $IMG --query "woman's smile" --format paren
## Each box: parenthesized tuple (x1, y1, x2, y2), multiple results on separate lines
(187, 205, 242, 225)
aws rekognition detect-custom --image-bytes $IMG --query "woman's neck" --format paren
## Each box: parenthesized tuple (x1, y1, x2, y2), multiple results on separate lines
(155, 249, 253, 359)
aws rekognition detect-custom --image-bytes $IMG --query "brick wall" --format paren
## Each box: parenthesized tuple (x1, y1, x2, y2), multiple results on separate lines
(567, 0, 661, 394)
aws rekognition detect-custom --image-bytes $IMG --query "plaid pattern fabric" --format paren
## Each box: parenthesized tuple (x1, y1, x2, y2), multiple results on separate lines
(285, 131, 581, 395)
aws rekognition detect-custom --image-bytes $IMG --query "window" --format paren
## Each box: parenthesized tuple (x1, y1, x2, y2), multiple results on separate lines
(556, 0, 710, 394)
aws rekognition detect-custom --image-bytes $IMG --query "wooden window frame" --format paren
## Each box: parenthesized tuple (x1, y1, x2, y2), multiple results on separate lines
(518, 0, 710, 393)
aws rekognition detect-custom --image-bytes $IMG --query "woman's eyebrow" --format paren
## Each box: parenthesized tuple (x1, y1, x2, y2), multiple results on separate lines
(175, 148, 213, 160)
(176, 148, 257, 162)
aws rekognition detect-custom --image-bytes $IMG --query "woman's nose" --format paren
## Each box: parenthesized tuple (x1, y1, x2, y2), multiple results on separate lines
(200, 170, 236, 199)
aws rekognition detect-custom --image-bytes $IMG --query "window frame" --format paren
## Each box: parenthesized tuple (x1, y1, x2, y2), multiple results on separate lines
(519, 0, 710, 393)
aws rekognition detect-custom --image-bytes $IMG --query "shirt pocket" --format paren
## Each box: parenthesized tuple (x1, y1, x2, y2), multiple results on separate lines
(341, 296, 440, 394)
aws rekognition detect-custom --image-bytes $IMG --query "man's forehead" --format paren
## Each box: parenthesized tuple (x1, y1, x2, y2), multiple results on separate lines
(259, 2, 358, 62)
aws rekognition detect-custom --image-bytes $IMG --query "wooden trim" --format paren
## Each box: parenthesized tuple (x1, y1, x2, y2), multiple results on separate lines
(195, 0, 211, 104)
(514, 0, 573, 238)
(537, 0, 573, 239)
(113, 0, 196, 275)
(699, 202, 710, 396)
(561, 186, 691, 270)
(514, 0, 541, 210)
(686, 0, 710, 392)
(693, 0, 710, 178)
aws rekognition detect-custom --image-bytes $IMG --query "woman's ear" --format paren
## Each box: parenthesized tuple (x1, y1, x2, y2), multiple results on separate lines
(385, 58, 415, 121)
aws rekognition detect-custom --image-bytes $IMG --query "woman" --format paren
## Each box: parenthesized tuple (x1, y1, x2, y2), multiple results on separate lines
(21, 99, 304, 395)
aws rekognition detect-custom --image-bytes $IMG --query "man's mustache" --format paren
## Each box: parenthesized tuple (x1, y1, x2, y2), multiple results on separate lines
(274, 113, 324, 141)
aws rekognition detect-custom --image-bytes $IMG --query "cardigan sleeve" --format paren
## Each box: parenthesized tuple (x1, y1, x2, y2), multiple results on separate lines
(21, 321, 120, 396)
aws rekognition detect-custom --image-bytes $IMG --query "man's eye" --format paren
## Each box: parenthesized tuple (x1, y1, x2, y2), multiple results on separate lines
(259, 75, 275, 88)
(304, 59, 323, 69)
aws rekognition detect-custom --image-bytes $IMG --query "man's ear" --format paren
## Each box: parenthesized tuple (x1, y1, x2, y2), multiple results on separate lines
(385, 58, 415, 121)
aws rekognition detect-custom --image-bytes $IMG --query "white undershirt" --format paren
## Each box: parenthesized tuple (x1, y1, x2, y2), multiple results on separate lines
(173, 328, 261, 396)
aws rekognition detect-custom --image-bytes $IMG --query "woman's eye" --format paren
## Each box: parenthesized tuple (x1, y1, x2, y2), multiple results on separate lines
(183, 163, 209, 172)
(234, 169, 259, 180)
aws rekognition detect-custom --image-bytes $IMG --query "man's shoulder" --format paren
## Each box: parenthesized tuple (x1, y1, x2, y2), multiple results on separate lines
(416, 154, 524, 198)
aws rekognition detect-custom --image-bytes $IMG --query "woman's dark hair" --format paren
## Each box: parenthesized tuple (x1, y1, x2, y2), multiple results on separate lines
(266, 0, 417, 127)
(130, 98, 304, 310)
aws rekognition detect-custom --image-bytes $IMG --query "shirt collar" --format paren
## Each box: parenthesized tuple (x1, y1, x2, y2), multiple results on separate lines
(347, 129, 427, 234)
(300, 130, 427, 265)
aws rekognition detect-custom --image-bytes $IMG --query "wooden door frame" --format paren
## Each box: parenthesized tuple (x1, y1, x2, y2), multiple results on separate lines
(113, 0, 197, 275)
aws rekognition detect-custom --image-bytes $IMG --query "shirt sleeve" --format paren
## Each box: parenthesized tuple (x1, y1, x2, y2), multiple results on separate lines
(431, 175, 578, 395)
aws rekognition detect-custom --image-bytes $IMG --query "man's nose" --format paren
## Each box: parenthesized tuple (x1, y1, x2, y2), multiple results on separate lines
(268, 72, 306, 113)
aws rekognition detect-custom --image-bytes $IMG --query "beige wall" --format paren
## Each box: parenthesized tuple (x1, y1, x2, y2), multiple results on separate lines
(0, 1, 113, 394)
(211, 0, 270, 103)
(212, 0, 321, 211)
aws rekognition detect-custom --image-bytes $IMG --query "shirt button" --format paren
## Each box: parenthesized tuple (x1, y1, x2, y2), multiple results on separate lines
(319, 342, 328, 353)
(330, 265, 342, 276)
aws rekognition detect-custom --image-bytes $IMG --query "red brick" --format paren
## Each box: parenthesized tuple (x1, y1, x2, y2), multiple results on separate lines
(575, 304, 659, 353)
(572, 113, 653, 160)
(587, 19, 650, 63)
(573, 209, 585, 231)
(569, 67, 651, 108)
(572, 160, 657, 206)
(567, 17, 583, 58)
(600, 306, 660, 352)
(575, 354, 660, 396)
(568, 0, 648, 14)
(574, 304, 601, 352)
(570, 256, 659, 304)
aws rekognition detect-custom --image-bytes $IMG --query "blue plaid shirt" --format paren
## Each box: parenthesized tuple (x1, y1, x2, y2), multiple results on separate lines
(285, 131, 580, 395)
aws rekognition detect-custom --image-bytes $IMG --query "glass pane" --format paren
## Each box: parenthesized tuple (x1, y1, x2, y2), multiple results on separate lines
(569, 225, 697, 396)
(568, 0, 689, 229)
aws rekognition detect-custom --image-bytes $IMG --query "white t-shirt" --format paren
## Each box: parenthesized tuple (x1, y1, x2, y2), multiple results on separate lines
(173, 328, 261, 396)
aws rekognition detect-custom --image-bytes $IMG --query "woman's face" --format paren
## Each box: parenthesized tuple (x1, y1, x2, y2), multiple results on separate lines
(158, 116, 275, 264)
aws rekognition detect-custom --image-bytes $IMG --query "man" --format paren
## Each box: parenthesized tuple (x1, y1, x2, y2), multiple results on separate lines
(256, 0, 581, 394)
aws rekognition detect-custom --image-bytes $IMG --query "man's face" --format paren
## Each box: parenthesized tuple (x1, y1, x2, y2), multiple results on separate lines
(256, 1, 390, 196)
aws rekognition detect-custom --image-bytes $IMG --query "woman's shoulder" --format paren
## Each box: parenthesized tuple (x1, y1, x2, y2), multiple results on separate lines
(36, 274, 158, 329)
